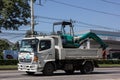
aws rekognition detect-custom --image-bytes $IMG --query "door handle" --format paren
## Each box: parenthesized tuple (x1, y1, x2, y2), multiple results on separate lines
(48, 52, 52, 55)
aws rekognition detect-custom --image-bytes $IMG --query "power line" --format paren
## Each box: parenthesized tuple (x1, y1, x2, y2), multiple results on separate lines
(0, 33, 24, 42)
(49, 0, 120, 17)
(35, 0, 47, 6)
(101, 0, 120, 5)
(35, 15, 67, 21)
(5, 35, 24, 40)
(1, 16, 118, 36)
(37, 20, 53, 24)
(37, 19, 108, 29)
(37, 20, 98, 29)
(0, 32, 25, 35)
(35, 15, 120, 31)
(38, 20, 118, 31)
(75, 21, 114, 30)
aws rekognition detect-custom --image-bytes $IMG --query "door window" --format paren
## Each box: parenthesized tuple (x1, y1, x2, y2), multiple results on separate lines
(39, 40, 51, 51)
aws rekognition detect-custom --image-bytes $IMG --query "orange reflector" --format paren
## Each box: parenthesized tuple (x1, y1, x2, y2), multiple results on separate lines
(34, 56, 38, 62)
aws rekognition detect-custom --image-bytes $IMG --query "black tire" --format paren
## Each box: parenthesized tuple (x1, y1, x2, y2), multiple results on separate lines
(26, 71, 35, 75)
(43, 63, 54, 76)
(80, 62, 94, 74)
(65, 70, 74, 74)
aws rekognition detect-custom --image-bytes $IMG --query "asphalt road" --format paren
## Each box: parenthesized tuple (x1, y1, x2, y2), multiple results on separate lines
(0, 68, 120, 80)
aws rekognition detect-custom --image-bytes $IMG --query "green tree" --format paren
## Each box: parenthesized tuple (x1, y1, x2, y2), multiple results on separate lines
(13, 41, 19, 50)
(0, 40, 10, 59)
(0, 0, 32, 30)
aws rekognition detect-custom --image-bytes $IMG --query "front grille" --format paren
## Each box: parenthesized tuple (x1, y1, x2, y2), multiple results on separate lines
(18, 52, 33, 63)
(19, 58, 32, 63)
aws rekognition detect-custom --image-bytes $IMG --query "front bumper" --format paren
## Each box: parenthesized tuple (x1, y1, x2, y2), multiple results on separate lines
(18, 63, 38, 72)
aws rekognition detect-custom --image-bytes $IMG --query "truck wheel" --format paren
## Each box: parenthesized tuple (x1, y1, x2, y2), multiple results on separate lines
(43, 63, 54, 76)
(80, 62, 94, 74)
(65, 70, 74, 74)
(26, 71, 35, 75)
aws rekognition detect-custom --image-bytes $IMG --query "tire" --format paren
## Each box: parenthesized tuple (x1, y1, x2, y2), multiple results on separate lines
(26, 71, 35, 75)
(65, 70, 74, 74)
(43, 63, 54, 76)
(80, 62, 94, 74)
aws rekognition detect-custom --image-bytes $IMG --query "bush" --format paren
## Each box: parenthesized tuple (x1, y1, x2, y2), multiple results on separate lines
(0, 54, 3, 59)
(0, 59, 18, 65)
(97, 59, 120, 64)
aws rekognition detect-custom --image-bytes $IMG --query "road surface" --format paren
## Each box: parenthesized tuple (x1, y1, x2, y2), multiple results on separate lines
(0, 68, 120, 80)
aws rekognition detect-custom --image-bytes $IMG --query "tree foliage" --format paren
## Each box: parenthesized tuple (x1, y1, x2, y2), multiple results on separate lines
(0, 40, 10, 59)
(13, 41, 19, 50)
(0, 0, 31, 30)
(0, 40, 10, 51)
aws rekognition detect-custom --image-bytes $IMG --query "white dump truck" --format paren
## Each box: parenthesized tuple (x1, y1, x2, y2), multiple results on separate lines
(18, 21, 107, 75)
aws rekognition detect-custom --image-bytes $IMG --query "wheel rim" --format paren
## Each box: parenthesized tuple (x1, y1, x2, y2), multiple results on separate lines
(43, 63, 54, 76)
(47, 65, 53, 73)
(84, 62, 93, 73)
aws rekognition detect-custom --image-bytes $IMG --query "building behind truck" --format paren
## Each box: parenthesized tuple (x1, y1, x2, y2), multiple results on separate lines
(77, 29, 120, 59)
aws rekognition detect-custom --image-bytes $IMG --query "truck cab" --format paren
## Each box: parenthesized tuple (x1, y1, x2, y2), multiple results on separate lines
(18, 36, 56, 74)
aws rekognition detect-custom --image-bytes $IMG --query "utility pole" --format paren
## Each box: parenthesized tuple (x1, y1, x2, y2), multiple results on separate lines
(30, 0, 34, 36)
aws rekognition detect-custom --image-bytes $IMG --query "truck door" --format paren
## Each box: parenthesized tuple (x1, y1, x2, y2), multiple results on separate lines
(38, 39, 55, 63)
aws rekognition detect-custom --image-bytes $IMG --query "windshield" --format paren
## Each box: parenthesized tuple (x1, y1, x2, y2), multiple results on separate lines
(20, 39, 39, 52)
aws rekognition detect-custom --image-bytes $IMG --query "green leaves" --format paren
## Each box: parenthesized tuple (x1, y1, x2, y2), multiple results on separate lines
(0, 40, 10, 52)
(0, 40, 10, 59)
(0, 0, 31, 30)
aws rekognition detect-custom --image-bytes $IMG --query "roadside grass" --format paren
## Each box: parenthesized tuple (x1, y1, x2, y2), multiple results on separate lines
(0, 65, 17, 70)
(99, 64, 120, 67)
